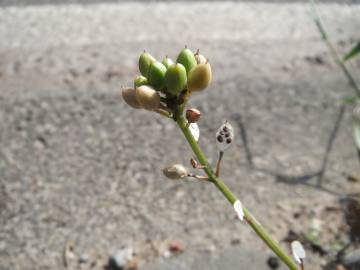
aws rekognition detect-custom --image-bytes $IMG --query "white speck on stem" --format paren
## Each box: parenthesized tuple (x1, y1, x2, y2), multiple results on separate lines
(189, 123, 200, 142)
(291, 240, 306, 264)
(233, 200, 244, 221)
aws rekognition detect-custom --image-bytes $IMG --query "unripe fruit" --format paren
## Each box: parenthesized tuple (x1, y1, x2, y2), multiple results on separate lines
(176, 48, 197, 74)
(163, 164, 189, 179)
(186, 108, 201, 123)
(165, 63, 187, 96)
(134, 75, 148, 87)
(122, 88, 143, 109)
(162, 56, 174, 69)
(187, 63, 212, 92)
(147, 61, 167, 89)
(139, 52, 156, 77)
(135, 85, 160, 110)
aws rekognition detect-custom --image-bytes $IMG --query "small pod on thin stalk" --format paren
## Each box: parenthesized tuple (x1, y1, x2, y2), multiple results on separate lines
(147, 61, 167, 89)
(122, 88, 143, 109)
(165, 63, 187, 96)
(139, 51, 156, 77)
(163, 164, 189, 179)
(216, 121, 234, 152)
(135, 85, 160, 110)
(177, 47, 197, 74)
(187, 62, 212, 92)
(134, 75, 148, 87)
(186, 108, 201, 123)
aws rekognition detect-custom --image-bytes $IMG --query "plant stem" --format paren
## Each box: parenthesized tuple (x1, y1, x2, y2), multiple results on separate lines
(310, 0, 360, 97)
(177, 115, 298, 270)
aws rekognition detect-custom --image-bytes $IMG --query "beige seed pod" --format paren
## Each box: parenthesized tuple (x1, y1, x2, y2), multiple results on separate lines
(121, 88, 143, 109)
(163, 164, 189, 179)
(195, 54, 207, 64)
(186, 108, 201, 123)
(135, 85, 161, 110)
(187, 63, 212, 92)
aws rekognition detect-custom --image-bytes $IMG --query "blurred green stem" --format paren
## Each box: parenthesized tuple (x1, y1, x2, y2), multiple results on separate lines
(176, 114, 298, 270)
(310, 0, 360, 96)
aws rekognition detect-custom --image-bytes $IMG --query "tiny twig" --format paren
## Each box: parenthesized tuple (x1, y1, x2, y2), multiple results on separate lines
(154, 108, 172, 118)
(215, 151, 224, 177)
(300, 259, 305, 270)
(188, 173, 209, 181)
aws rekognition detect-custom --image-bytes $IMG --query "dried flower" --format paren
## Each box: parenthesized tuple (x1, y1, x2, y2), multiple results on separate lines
(163, 164, 189, 179)
(186, 108, 201, 123)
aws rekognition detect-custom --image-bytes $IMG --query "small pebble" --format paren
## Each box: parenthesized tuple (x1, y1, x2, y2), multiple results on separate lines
(267, 256, 280, 269)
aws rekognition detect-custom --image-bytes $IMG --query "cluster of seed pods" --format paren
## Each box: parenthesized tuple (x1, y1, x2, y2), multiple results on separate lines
(122, 47, 212, 113)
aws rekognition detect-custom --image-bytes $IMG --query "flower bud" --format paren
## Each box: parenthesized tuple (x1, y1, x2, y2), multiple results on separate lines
(186, 108, 201, 123)
(134, 75, 148, 87)
(148, 61, 167, 89)
(139, 51, 156, 77)
(176, 47, 197, 74)
(165, 63, 187, 96)
(187, 63, 212, 92)
(163, 164, 189, 179)
(162, 56, 174, 69)
(121, 88, 143, 109)
(135, 85, 160, 110)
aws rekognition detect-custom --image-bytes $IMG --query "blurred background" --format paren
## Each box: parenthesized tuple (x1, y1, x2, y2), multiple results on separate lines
(0, 0, 360, 269)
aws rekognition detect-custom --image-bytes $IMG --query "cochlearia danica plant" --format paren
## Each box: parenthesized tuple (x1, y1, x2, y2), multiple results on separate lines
(121, 47, 306, 270)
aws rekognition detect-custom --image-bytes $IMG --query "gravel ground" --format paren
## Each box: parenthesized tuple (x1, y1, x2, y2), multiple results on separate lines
(0, 2, 360, 270)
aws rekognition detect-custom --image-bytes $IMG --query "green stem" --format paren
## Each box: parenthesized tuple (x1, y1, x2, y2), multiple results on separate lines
(310, 0, 360, 97)
(177, 115, 298, 270)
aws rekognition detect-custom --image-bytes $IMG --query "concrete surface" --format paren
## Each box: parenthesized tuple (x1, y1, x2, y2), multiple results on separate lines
(0, 1, 360, 270)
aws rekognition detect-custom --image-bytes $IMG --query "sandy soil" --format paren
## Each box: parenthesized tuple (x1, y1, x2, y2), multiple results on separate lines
(0, 2, 360, 270)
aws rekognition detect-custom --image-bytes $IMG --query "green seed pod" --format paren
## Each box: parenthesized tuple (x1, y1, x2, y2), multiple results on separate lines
(134, 75, 148, 87)
(121, 88, 143, 109)
(162, 56, 174, 69)
(139, 51, 156, 77)
(187, 63, 212, 92)
(135, 85, 160, 110)
(147, 61, 167, 89)
(165, 63, 187, 96)
(176, 47, 197, 74)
